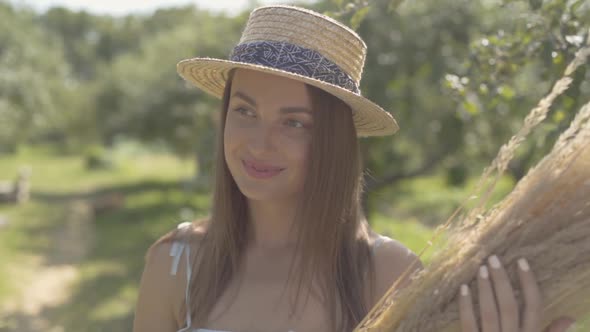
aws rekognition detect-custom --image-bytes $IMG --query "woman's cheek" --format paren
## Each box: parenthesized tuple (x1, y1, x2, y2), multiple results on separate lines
(225, 119, 250, 143)
(283, 134, 311, 165)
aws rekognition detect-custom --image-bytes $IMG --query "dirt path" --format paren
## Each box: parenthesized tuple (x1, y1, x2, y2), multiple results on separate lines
(0, 201, 95, 332)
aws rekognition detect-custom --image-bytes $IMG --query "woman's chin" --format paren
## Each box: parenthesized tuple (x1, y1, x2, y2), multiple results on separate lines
(231, 171, 303, 202)
(236, 183, 298, 203)
(239, 188, 280, 202)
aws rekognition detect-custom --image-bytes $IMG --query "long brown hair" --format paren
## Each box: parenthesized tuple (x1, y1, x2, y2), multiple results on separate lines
(152, 70, 377, 331)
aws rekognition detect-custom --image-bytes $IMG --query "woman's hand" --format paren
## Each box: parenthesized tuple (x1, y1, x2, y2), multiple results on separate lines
(458, 255, 577, 332)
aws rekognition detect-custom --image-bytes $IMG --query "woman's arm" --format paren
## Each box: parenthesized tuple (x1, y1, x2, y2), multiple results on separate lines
(133, 241, 180, 332)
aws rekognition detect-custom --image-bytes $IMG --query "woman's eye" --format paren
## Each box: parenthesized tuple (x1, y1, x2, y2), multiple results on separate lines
(234, 107, 255, 117)
(285, 119, 305, 128)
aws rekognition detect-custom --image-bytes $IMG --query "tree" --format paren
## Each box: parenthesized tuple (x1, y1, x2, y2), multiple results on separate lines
(322, 0, 589, 216)
(0, 3, 71, 152)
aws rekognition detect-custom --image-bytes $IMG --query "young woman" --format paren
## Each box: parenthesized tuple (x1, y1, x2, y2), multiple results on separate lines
(133, 5, 575, 332)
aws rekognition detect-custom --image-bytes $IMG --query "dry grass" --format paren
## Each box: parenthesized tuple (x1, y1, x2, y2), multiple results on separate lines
(354, 35, 590, 332)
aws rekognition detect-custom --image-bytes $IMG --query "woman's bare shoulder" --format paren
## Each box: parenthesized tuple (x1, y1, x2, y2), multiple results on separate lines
(133, 221, 208, 332)
(370, 233, 424, 306)
(143, 220, 209, 300)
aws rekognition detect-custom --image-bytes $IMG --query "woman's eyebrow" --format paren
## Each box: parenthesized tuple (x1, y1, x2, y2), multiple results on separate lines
(280, 107, 312, 114)
(232, 91, 311, 114)
(232, 91, 257, 106)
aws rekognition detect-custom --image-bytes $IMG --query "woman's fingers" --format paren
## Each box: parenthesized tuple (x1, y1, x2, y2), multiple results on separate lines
(543, 316, 576, 332)
(516, 258, 543, 332)
(486, 255, 519, 332)
(459, 256, 560, 332)
(478, 265, 501, 332)
(458, 283, 479, 332)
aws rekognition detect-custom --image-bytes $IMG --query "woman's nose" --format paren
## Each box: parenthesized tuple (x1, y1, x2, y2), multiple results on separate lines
(247, 124, 276, 153)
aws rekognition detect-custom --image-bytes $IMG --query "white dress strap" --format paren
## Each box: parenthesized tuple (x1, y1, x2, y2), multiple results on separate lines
(169, 221, 191, 275)
(169, 222, 194, 332)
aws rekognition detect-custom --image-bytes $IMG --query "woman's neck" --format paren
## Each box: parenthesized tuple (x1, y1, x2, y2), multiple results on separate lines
(247, 198, 300, 251)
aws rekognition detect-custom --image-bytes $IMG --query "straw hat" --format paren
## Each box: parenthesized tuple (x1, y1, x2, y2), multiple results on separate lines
(177, 5, 399, 137)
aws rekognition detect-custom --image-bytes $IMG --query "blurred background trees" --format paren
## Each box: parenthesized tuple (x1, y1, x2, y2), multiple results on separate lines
(0, 0, 588, 213)
(324, 0, 588, 216)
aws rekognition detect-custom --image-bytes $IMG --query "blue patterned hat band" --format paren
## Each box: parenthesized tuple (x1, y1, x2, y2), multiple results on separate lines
(230, 41, 360, 94)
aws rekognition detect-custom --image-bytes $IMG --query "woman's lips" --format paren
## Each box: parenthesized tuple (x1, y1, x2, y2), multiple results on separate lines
(242, 159, 285, 179)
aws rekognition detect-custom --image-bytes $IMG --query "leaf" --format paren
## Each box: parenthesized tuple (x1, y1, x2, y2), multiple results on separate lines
(350, 6, 370, 30)
(498, 85, 516, 100)
(388, 0, 405, 12)
(333, 0, 345, 9)
(462, 100, 479, 115)
(552, 109, 565, 123)
(528, 0, 543, 10)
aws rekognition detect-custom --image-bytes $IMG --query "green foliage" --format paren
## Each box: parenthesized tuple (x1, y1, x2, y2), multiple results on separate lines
(0, 3, 241, 156)
(1, 0, 588, 213)
(350, 6, 369, 30)
(0, 3, 70, 151)
(100, 9, 242, 157)
(84, 145, 115, 170)
(320, 0, 589, 216)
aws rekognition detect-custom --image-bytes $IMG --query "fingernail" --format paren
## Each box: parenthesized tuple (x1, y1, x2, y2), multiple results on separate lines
(479, 265, 488, 279)
(460, 284, 469, 296)
(565, 323, 577, 332)
(518, 258, 529, 271)
(488, 255, 501, 269)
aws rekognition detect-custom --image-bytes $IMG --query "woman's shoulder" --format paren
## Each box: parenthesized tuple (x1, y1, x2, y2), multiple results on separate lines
(370, 232, 417, 257)
(145, 219, 209, 263)
(369, 232, 424, 306)
(138, 220, 209, 327)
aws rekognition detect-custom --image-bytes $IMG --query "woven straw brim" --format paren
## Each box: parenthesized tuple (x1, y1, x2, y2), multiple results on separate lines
(177, 58, 399, 137)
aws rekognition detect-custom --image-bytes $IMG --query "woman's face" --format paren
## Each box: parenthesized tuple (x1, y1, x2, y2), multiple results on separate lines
(224, 69, 314, 202)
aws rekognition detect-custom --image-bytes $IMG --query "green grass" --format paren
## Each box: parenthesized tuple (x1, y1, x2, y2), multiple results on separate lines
(0, 201, 68, 300)
(0, 145, 204, 331)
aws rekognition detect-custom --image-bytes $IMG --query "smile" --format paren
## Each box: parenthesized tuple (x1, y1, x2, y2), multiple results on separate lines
(242, 159, 285, 179)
